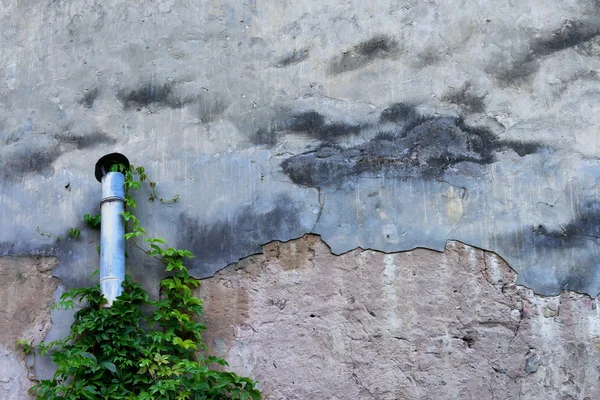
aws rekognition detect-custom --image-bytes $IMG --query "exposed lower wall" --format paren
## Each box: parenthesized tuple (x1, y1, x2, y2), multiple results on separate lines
(0, 257, 59, 400)
(3, 239, 600, 399)
(199, 236, 600, 399)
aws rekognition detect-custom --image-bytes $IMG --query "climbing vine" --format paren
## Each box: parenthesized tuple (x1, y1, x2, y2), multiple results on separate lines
(20, 164, 261, 400)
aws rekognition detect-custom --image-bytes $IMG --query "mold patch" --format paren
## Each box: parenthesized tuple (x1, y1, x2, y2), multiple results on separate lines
(275, 48, 310, 68)
(282, 104, 544, 188)
(329, 35, 400, 75)
(117, 83, 193, 110)
(178, 195, 304, 276)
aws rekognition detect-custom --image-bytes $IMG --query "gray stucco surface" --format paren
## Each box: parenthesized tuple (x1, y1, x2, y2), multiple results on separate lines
(2, 0, 600, 295)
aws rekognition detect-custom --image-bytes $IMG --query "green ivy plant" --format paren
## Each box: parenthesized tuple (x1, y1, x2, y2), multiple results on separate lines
(21, 164, 261, 400)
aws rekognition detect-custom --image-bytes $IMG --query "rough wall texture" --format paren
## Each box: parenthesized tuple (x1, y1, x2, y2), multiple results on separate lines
(200, 236, 600, 400)
(2, 0, 600, 398)
(2, 0, 600, 296)
(0, 257, 60, 400)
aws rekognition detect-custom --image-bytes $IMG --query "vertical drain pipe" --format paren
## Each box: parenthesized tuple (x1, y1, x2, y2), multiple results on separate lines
(95, 153, 130, 307)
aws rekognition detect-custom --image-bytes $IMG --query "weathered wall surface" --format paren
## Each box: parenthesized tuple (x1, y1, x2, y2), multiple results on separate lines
(0, 257, 59, 400)
(2, 0, 600, 398)
(2, 0, 600, 296)
(200, 236, 600, 400)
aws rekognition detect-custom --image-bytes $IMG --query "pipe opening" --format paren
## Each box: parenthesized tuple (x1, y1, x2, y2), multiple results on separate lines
(95, 152, 130, 182)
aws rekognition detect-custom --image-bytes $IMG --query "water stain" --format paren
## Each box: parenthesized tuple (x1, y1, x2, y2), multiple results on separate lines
(2, 148, 61, 180)
(489, 19, 600, 86)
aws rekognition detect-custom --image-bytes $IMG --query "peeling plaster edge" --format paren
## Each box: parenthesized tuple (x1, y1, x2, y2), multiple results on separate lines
(197, 234, 600, 301)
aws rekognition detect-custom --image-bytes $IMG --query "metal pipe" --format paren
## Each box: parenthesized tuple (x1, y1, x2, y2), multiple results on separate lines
(95, 153, 129, 307)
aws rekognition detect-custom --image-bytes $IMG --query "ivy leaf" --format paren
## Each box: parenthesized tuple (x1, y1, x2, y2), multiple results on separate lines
(80, 352, 97, 364)
(100, 361, 117, 374)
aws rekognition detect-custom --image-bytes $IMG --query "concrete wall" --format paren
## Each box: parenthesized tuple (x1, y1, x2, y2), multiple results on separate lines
(2, 0, 600, 398)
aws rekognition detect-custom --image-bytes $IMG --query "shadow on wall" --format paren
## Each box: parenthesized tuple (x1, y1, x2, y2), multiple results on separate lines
(177, 194, 305, 277)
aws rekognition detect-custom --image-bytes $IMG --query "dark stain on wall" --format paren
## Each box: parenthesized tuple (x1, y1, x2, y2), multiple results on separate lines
(177, 195, 303, 276)
(531, 20, 600, 57)
(252, 127, 279, 146)
(55, 131, 116, 149)
(249, 111, 362, 146)
(499, 201, 600, 294)
(489, 20, 600, 86)
(490, 53, 540, 87)
(80, 87, 99, 108)
(117, 83, 192, 110)
(2, 131, 116, 181)
(442, 83, 487, 113)
(282, 104, 544, 188)
(329, 35, 400, 75)
(198, 95, 228, 123)
(379, 103, 419, 123)
(529, 203, 600, 249)
(2, 148, 61, 180)
(275, 48, 310, 68)
(288, 111, 362, 141)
